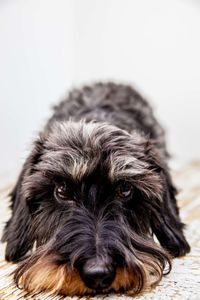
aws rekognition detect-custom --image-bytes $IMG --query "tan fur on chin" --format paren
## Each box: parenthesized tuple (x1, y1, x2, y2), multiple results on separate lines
(16, 254, 163, 296)
(17, 255, 91, 296)
(111, 263, 162, 296)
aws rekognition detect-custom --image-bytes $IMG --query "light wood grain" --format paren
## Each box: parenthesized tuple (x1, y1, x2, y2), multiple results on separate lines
(0, 163, 199, 300)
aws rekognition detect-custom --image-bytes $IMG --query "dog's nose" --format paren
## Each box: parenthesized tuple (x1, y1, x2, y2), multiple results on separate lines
(80, 259, 115, 290)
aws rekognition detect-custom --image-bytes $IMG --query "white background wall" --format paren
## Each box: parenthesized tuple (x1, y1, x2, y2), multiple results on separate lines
(0, 0, 200, 180)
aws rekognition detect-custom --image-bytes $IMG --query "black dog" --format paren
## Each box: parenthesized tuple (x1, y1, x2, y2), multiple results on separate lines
(2, 82, 190, 296)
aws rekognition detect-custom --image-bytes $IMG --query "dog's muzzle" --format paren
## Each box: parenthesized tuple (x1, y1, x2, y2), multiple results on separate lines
(79, 257, 116, 290)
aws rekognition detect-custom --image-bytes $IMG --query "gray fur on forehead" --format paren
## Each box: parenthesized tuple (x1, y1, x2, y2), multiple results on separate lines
(46, 120, 143, 151)
(38, 120, 151, 180)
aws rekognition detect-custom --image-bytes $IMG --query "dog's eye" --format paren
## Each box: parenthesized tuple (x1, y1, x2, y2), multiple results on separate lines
(54, 183, 70, 201)
(116, 181, 133, 199)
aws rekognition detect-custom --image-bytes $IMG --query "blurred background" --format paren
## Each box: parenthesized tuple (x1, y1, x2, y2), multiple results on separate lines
(0, 0, 200, 182)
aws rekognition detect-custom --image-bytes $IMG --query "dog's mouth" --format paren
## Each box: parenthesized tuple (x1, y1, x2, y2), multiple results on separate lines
(13, 241, 171, 297)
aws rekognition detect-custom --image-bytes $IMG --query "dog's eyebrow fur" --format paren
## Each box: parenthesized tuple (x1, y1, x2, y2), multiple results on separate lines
(37, 151, 93, 181)
(109, 154, 148, 180)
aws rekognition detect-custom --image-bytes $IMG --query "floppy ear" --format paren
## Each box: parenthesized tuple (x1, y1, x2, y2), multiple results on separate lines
(146, 143, 190, 257)
(2, 138, 44, 262)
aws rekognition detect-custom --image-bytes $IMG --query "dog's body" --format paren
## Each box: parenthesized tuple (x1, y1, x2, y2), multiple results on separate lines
(2, 82, 190, 296)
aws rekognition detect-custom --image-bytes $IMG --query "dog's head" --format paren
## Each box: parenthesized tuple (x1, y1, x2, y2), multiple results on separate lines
(3, 120, 172, 296)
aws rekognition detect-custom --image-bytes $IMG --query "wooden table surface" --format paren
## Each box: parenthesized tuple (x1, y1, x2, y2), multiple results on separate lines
(0, 162, 199, 300)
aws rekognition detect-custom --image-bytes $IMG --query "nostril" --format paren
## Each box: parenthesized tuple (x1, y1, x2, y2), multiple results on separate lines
(80, 259, 116, 290)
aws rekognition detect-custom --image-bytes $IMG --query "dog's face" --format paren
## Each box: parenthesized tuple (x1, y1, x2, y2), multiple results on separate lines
(4, 121, 172, 296)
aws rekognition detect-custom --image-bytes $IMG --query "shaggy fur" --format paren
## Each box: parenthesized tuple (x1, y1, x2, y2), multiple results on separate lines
(2, 82, 190, 296)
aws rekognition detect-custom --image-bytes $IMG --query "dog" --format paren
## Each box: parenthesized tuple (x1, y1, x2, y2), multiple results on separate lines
(2, 82, 190, 296)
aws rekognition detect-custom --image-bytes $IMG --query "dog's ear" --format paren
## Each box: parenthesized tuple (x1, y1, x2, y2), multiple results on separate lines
(2, 138, 44, 262)
(146, 142, 190, 257)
